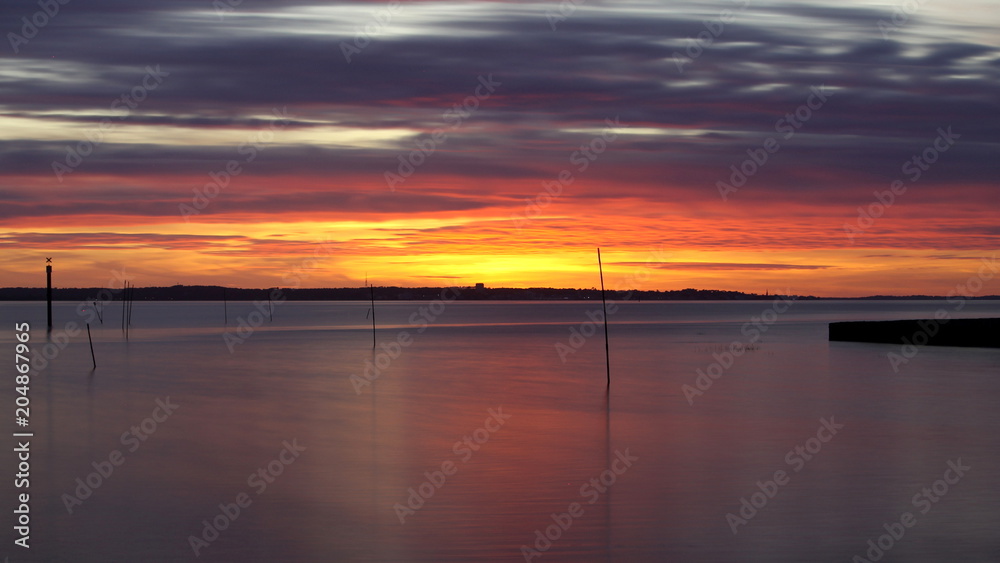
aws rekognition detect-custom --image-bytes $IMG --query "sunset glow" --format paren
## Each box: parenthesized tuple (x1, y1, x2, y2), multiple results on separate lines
(2, 0, 998, 296)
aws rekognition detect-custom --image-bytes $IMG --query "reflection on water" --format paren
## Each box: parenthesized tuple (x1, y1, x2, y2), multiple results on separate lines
(1, 300, 999, 562)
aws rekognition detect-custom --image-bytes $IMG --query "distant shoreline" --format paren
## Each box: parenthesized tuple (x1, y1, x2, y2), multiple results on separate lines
(1, 285, 997, 301)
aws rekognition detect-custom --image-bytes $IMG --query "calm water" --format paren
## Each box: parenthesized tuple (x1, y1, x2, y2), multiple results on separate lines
(2, 299, 999, 562)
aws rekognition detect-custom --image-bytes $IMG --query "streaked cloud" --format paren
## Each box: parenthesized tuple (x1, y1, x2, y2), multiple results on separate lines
(0, 0, 997, 295)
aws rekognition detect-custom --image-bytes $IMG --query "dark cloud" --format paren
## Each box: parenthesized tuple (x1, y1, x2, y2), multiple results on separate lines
(0, 231, 250, 250)
(0, 0, 997, 226)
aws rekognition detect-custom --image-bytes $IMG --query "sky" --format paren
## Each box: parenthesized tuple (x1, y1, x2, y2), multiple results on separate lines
(1, 0, 998, 297)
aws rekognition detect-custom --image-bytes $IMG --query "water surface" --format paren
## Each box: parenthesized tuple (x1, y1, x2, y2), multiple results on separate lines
(2, 299, 999, 562)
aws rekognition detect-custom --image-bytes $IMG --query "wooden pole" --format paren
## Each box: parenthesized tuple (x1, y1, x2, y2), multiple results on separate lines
(268, 289, 273, 322)
(87, 322, 96, 369)
(127, 283, 133, 330)
(598, 248, 610, 389)
(370, 284, 376, 349)
(223, 287, 228, 326)
(46, 260, 53, 333)
(604, 390, 611, 555)
(121, 281, 127, 334)
(125, 282, 131, 340)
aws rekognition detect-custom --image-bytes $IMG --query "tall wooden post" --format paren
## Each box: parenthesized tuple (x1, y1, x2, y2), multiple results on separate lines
(598, 248, 610, 389)
(121, 281, 127, 334)
(87, 323, 97, 369)
(369, 285, 376, 349)
(46, 258, 52, 333)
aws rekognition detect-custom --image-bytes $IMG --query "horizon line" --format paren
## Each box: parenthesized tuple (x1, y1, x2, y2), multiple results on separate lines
(2, 284, 999, 301)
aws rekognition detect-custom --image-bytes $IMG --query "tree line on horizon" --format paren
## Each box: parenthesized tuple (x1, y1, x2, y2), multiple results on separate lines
(0, 285, 814, 301)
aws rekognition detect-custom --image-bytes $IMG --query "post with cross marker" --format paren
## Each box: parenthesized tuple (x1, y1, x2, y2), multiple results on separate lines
(46, 257, 53, 333)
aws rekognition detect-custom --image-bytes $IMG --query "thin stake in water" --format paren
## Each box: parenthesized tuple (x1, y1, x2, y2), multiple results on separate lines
(46, 258, 53, 333)
(125, 281, 131, 340)
(223, 287, 228, 326)
(127, 282, 134, 335)
(121, 281, 127, 335)
(87, 322, 96, 369)
(369, 284, 377, 349)
(598, 248, 610, 388)
(129, 282, 134, 339)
